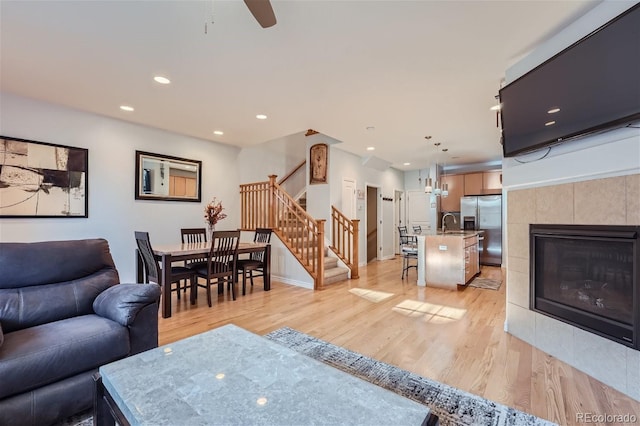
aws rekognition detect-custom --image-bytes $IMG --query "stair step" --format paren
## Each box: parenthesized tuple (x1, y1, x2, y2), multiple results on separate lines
(324, 256, 339, 268)
(324, 265, 349, 285)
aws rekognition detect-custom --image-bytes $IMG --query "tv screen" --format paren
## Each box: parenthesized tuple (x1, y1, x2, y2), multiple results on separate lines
(500, 4, 640, 158)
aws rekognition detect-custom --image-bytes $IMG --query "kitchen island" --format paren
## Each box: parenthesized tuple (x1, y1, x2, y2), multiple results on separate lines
(416, 231, 480, 289)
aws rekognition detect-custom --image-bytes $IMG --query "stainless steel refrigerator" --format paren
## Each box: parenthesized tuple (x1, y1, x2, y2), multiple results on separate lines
(460, 195, 502, 266)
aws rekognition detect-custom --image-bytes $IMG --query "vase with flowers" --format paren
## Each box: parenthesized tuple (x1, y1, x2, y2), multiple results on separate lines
(204, 197, 227, 235)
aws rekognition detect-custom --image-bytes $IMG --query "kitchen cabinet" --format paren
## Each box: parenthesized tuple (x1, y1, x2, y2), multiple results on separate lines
(462, 171, 502, 196)
(440, 174, 464, 212)
(482, 171, 502, 194)
(463, 173, 484, 195)
(464, 234, 480, 282)
(424, 232, 479, 289)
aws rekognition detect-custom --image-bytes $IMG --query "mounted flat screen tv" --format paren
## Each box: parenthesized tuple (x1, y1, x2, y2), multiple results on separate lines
(500, 4, 640, 158)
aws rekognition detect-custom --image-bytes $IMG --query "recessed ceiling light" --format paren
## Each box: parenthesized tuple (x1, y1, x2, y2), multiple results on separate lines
(403, 162, 411, 166)
(256, 114, 267, 120)
(424, 136, 432, 140)
(545, 121, 556, 126)
(366, 147, 375, 151)
(366, 126, 375, 131)
(490, 104, 501, 111)
(547, 107, 560, 114)
(120, 105, 134, 112)
(213, 130, 224, 136)
(154, 76, 171, 84)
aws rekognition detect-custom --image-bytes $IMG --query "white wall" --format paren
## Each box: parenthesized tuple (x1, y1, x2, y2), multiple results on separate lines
(329, 145, 405, 264)
(0, 92, 241, 282)
(237, 131, 307, 184)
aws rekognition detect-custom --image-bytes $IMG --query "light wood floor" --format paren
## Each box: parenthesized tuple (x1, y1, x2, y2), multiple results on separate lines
(159, 257, 640, 426)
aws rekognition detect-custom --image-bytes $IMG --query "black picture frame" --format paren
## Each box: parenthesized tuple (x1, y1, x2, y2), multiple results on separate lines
(0, 135, 88, 218)
(135, 151, 202, 202)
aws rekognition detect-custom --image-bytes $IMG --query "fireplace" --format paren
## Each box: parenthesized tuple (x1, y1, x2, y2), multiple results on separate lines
(530, 224, 640, 350)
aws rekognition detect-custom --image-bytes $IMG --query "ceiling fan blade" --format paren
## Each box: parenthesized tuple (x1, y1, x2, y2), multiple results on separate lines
(243, 0, 277, 28)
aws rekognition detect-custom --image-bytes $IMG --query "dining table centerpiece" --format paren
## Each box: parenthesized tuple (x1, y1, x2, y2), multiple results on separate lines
(204, 197, 227, 235)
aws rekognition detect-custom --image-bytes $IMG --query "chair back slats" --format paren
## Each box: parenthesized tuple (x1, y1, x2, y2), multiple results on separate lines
(181, 228, 208, 265)
(181, 228, 207, 244)
(207, 230, 240, 276)
(412, 225, 422, 234)
(135, 231, 160, 283)
(250, 228, 272, 262)
(397, 226, 417, 251)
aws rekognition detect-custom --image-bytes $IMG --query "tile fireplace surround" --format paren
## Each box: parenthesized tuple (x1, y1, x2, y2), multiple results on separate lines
(506, 173, 640, 401)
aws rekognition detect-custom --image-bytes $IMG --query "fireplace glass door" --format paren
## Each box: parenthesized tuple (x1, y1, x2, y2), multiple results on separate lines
(531, 225, 639, 349)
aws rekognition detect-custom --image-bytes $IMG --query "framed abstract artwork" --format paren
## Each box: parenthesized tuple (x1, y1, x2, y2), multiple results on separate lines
(0, 136, 88, 218)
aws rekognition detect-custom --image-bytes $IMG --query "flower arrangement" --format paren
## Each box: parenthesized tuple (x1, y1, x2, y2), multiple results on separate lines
(204, 197, 227, 228)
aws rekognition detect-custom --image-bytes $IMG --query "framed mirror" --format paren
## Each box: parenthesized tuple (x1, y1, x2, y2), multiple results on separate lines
(135, 151, 202, 202)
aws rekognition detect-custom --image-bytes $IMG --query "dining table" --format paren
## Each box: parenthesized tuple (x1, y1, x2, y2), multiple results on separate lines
(136, 241, 271, 318)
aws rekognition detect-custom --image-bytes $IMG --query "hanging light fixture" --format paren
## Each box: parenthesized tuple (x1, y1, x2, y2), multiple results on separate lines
(433, 143, 441, 196)
(441, 148, 449, 197)
(424, 174, 433, 193)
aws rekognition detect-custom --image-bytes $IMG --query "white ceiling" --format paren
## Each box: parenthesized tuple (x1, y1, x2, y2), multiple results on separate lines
(0, 0, 602, 171)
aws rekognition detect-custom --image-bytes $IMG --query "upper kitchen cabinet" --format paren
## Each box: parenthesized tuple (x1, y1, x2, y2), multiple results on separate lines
(463, 171, 502, 196)
(440, 174, 464, 212)
(463, 173, 483, 195)
(482, 171, 502, 194)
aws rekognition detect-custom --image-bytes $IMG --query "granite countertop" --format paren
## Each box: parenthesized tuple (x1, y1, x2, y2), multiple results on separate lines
(419, 230, 480, 237)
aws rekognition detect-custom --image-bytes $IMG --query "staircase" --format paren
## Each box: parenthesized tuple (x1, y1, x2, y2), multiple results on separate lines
(240, 175, 359, 289)
(323, 250, 350, 285)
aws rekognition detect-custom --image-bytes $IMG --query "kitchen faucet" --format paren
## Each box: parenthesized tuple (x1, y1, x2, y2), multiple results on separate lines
(442, 212, 457, 233)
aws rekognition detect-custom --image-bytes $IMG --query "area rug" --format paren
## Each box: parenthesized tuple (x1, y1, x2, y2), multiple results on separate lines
(265, 327, 556, 426)
(468, 277, 502, 290)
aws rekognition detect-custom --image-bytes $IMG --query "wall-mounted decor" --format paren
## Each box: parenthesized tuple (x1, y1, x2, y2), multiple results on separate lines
(135, 151, 202, 202)
(309, 143, 328, 184)
(0, 136, 88, 218)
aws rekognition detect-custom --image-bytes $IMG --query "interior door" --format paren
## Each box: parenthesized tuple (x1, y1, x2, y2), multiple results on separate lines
(406, 190, 430, 231)
(366, 186, 378, 262)
(382, 194, 394, 259)
(341, 178, 356, 219)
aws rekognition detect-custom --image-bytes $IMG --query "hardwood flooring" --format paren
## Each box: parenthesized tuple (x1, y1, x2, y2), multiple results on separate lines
(159, 257, 640, 426)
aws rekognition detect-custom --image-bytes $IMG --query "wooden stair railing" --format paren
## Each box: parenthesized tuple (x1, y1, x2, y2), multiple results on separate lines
(240, 175, 325, 289)
(278, 160, 306, 185)
(330, 205, 359, 279)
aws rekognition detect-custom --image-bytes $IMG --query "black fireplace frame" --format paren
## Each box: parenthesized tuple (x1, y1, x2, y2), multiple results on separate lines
(530, 224, 640, 350)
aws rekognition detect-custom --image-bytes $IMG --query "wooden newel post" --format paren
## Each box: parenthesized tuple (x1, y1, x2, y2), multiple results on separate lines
(351, 219, 360, 279)
(268, 175, 277, 230)
(316, 219, 326, 290)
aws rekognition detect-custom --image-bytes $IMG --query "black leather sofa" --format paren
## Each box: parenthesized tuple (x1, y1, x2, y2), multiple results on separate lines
(0, 238, 161, 426)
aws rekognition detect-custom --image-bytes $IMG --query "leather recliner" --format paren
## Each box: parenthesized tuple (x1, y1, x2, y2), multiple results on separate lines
(0, 238, 161, 426)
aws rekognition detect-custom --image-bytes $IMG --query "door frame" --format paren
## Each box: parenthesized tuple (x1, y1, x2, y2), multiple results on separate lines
(365, 183, 382, 262)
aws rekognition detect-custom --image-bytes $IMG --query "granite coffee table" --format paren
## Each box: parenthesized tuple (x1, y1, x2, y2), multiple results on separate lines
(95, 324, 437, 425)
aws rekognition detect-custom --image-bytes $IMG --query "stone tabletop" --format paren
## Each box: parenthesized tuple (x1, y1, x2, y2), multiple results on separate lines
(99, 324, 431, 425)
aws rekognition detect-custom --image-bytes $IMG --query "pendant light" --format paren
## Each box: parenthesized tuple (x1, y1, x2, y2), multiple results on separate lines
(441, 148, 449, 198)
(433, 143, 441, 196)
(424, 175, 433, 193)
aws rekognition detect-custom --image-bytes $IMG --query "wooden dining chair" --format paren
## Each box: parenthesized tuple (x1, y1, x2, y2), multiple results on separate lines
(191, 230, 240, 307)
(181, 228, 207, 244)
(135, 231, 195, 301)
(237, 228, 272, 295)
(179, 227, 208, 294)
(412, 225, 422, 234)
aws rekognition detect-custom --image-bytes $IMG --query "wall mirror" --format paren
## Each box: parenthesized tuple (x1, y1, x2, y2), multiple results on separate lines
(135, 151, 201, 202)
